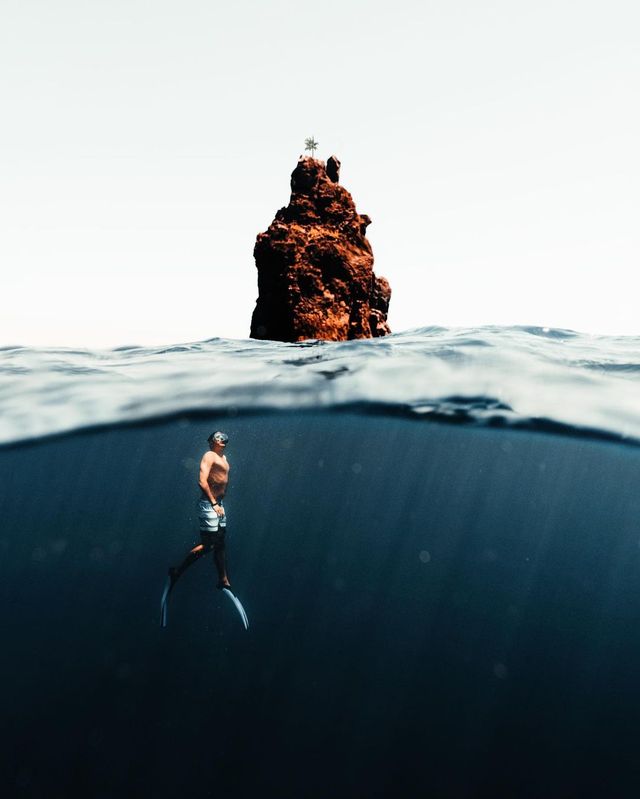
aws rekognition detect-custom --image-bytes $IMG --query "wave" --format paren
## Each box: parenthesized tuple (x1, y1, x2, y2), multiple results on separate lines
(1, 326, 639, 447)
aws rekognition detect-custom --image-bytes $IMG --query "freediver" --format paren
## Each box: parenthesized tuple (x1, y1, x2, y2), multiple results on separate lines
(167, 431, 231, 595)
(160, 431, 248, 629)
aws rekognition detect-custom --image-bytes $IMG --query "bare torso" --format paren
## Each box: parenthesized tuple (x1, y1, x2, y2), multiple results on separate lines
(199, 451, 230, 502)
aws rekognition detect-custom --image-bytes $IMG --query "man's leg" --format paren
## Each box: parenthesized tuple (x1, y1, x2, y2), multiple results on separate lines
(168, 538, 213, 591)
(169, 497, 224, 590)
(213, 530, 230, 589)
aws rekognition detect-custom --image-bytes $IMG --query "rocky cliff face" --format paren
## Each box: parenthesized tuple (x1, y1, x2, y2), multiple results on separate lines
(250, 156, 391, 341)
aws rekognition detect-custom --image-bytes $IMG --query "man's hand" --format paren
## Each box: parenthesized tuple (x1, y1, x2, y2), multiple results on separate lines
(213, 502, 224, 517)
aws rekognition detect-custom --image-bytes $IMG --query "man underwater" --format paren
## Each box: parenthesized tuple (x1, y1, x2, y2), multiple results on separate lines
(167, 431, 232, 594)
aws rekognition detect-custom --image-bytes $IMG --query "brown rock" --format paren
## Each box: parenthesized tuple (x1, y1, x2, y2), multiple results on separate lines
(326, 155, 341, 183)
(250, 157, 392, 341)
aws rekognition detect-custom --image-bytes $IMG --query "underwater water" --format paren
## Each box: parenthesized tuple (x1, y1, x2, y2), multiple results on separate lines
(1, 327, 640, 798)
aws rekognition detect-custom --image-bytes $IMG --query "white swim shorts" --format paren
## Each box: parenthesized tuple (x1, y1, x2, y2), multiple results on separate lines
(197, 498, 227, 533)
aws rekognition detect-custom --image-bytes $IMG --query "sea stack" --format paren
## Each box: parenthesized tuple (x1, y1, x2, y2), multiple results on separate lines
(250, 156, 391, 341)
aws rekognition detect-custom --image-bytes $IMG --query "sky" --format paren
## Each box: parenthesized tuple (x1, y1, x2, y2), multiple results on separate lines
(1, 0, 639, 347)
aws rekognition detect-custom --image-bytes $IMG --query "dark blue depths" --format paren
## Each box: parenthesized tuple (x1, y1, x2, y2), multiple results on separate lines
(1, 413, 640, 798)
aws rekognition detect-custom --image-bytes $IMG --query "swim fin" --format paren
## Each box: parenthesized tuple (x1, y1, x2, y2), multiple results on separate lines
(160, 576, 171, 628)
(222, 587, 249, 630)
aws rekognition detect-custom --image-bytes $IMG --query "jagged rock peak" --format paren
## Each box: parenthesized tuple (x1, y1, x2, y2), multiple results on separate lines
(326, 155, 341, 182)
(250, 156, 391, 342)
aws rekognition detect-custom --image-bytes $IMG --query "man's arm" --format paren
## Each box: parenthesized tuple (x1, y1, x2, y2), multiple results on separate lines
(198, 452, 218, 506)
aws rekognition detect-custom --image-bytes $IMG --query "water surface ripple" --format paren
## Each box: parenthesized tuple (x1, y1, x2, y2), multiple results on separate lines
(1, 326, 639, 445)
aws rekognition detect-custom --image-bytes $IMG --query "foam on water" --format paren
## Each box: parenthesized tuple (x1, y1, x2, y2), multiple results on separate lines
(1, 325, 639, 446)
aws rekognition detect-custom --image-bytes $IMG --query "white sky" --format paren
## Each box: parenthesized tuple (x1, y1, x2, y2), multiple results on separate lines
(1, 0, 639, 347)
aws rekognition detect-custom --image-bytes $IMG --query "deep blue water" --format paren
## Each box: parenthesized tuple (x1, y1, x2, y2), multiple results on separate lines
(1, 328, 640, 797)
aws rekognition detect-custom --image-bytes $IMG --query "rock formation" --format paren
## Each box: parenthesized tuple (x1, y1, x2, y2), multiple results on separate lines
(250, 156, 391, 341)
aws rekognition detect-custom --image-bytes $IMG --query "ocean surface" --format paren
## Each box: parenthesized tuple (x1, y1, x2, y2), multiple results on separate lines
(1, 326, 640, 798)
